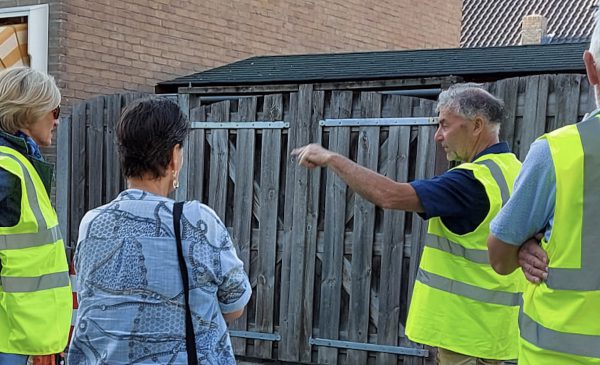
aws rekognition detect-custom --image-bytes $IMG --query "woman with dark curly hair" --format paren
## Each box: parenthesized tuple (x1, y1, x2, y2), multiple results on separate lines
(68, 98, 251, 365)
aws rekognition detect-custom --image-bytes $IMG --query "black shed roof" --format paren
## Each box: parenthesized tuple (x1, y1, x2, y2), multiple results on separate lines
(156, 42, 588, 93)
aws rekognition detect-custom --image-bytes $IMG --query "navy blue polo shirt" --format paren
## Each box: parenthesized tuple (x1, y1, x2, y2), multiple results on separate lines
(410, 142, 510, 235)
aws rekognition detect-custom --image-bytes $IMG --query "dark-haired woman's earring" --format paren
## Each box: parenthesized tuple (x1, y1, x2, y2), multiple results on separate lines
(173, 170, 179, 190)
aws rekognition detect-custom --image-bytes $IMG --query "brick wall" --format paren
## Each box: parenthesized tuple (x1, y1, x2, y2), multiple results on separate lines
(0, 0, 463, 104)
(58, 0, 463, 103)
(0, 0, 462, 200)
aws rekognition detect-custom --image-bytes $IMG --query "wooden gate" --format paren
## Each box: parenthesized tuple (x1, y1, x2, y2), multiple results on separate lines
(175, 88, 441, 364)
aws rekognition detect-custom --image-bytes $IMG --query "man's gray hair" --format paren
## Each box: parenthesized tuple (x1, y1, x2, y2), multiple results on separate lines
(436, 83, 505, 126)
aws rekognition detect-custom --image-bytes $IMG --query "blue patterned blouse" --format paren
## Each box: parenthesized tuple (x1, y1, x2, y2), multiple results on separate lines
(67, 189, 252, 365)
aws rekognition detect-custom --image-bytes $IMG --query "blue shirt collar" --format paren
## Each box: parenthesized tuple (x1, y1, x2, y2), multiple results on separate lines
(584, 107, 600, 120)
(472, 141, 510, 162)
(14, 130, 44, 161)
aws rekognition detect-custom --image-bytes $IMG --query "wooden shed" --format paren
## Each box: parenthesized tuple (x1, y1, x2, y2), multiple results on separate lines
(58, 41, 592, 365)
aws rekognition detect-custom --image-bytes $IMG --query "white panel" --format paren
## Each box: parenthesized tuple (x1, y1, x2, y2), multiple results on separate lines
(0, 4, 49, 72)
(26, 5, 49, 73)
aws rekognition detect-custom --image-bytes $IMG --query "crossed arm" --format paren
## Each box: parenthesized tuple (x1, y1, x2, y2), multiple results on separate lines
(488, 235, 548, 283)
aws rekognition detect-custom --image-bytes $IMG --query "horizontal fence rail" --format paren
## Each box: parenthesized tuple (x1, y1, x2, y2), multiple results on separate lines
(309, 337, 429, 357)
(320, 117, 438, 127)
(191, 121, 289, 129)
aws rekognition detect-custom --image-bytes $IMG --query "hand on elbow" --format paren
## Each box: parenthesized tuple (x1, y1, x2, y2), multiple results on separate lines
(517, 236, 548, 284)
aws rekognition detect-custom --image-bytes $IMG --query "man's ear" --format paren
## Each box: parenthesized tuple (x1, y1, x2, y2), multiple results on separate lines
(472, 117, 484, 135)
(584, 50, 599, 86)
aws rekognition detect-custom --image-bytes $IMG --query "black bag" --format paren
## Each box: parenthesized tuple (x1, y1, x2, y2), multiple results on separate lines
(173, 201, 198, 365)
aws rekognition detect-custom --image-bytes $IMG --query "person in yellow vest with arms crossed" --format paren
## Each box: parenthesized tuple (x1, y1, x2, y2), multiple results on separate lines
(0, 67, 71, 365)
(293, 84, 526, 364)
(488, 9, 600, 365)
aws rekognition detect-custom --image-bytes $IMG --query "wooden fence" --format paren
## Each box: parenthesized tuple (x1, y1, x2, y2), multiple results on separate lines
(56, 73, 594, 365)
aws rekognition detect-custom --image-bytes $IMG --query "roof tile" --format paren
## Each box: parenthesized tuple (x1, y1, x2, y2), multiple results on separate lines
(461, 0, 597, 47)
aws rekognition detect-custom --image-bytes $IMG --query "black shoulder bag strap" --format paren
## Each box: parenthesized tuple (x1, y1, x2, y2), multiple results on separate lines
(173, 201, 198, 365)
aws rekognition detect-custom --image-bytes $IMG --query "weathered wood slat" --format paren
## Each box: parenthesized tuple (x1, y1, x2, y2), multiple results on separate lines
(583, 74, 596, 116)
(255, 124, 282, 358)
(253, 94, 283, 358)
(494, 77, 519, 151)
(70, 102, 87, 249)
(299, 90, 325, 363)
(407, 100, 438, 365)
(347, 92, 381, 365)
(278, 90, 298, 361)
(518, 75, 548, 159)
(420, 100, 438, 365)
(317, 90, 353, 365)
(104, 94, 122, 202)
(87, 96, 104, 209)
(230, 97, 257, 356)
(279, 84, 312, 362)
(175, 93, 191, 202)
(187, 105, 207, 202)
(55, 116, 71, 256)
(552, 74, 582, 132)
(407, 100, 437, 314)
(377, 95, 412, 365)
(207, 101, 230, 220)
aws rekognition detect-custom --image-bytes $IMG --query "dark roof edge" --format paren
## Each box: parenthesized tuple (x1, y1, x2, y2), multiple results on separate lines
(156, 42, 589, 93)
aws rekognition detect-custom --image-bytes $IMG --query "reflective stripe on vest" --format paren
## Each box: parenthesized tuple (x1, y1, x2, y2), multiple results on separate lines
(0, 151, 61, 250)
(417, 268, 521, 306)
(426, 234, 488, 264)
(518, 117, 600, 360)
(425, 158, 509, 264)
(544, 120, 600, 291)
(520, 306, 600, 359)
(0, 271, 70, 292)
(475, 159, 509, 205)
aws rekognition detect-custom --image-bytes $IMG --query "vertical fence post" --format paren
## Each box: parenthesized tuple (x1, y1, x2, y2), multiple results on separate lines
(176, 93, 190, 202)
(56, 115, 71, 256)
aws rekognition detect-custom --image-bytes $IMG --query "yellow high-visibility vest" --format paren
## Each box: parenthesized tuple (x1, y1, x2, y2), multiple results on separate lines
(0, 146, 71, 355)
(406, 152, 524, 360)
(518, 116, 600, 364)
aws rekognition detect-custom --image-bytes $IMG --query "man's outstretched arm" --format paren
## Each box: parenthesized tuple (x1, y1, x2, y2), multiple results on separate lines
(292, 143, 424, 212)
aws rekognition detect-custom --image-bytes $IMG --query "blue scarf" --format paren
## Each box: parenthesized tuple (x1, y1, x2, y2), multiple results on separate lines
(14, 130, 44, 161)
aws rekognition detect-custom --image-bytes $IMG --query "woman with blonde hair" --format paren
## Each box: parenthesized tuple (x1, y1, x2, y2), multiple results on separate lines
(0, 67, 72, 365)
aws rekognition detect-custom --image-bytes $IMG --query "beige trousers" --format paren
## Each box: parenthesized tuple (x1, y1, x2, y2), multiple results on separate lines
(436, 348, 506, 365)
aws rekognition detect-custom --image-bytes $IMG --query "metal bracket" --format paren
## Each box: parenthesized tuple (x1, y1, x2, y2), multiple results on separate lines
(309, 337, 429, 357)
(320, 117, 438, 127)
(191, 121, 289, 129)
(229, 330, 281, 341)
